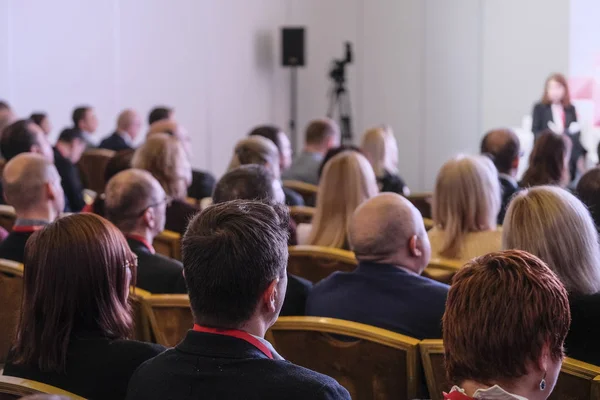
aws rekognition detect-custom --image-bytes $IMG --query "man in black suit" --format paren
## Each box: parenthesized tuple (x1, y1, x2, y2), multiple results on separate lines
(126, 200, 349, 400)
(213, 164, 310, 315)
(480, 129, 521, 224)
(0, 153, 64, 263)
(307, 193, 449, 339)
(99, 109, 142, 151)
(54, 128, 87, 212)
(105, 169, 186, 294)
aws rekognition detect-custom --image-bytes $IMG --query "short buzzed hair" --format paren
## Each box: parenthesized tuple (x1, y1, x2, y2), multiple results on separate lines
(105, 169, 163, 232)
(480, 129, 520, 174)
(3, 153, 57, 210)
(213, 165, 277, 204)
(305, 119, 339, 146)
(0, 119, 40, 160)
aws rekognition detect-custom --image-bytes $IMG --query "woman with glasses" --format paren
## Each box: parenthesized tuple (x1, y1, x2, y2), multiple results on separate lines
(3, 213, 165, 400)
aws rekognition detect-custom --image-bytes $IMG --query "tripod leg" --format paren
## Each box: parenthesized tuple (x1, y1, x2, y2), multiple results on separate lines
(327, 86, 337, 119)
(338, 90, 353, 143)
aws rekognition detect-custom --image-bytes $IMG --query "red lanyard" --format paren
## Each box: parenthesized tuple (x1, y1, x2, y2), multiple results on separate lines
(12, 225, 45, 233)
(444, 391, 474, 400)
(192, 324, 273, 359)
(126, 234, 155, 254)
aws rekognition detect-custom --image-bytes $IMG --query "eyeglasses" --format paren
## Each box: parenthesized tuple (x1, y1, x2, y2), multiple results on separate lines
(136, 196, 173, 217)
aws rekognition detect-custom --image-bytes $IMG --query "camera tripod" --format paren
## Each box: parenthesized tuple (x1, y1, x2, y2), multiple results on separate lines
(327, 81, 353, 144)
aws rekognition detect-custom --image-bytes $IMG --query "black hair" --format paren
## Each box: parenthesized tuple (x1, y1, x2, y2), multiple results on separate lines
(213, 165, 277, 204)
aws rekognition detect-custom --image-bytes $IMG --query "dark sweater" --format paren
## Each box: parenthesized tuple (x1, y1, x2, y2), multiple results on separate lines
(0, 231, 34, 263)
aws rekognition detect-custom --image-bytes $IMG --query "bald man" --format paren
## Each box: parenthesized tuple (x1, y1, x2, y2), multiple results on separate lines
(99, 109, 142, 151)
(0, 153, 64, 262)
(306, 193, 449, 339)
(480, 128, 521, 224)
(105, 169, 186, 294)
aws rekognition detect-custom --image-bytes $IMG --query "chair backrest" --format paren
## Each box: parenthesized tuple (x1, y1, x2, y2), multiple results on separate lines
(289, 206, 315, 225)
(407, 192, 433, 219)
(419, 339, 448, 400)
(0, 376, 85, 399)
(423, 217, 434, 231)
(0, 259, 24, 365)
(422, 258, 463, 285)
(77, 149, 116, 194)
(549, 358, 600, 400)
(153, 230, 182, 261)
(266, 316, 423, 400)
(141, 294, 193, 347)
(283, 180, 318, 206)
(130, 287, 152, 343)
(287, 245, 357, 283)
(0, 205, 16, 232)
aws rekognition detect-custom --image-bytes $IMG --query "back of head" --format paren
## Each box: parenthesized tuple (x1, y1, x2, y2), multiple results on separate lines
(148, 106, 173, 125)
(360, 125, 398, 177)
(182, 200, 289, 328)
(521, 131, 571, 187)
(480, 129, 520, 175)
(309, 151, 379, 249)
(147, 119, 178, 137)
(577, 167, 600, 230)
(104, 149, 135, 182)
(213, 165, 280, 204)
(305, 118, 340, 148)
(433, 155, 501, 259)
(1, 119, 40, 160)
(13, 213, 135, 372)
(132, 133, 191, 199)
(57, 127, 84, 144)
(29, 112, 47, 128)
(117, 109, 138, 132)
(105, 169, 165, 233)
(318, 144, 361, 180)
(503, 185, 600, 294)
(72, 106, 90, 128)
(227, 136, 280, 178)
(443, 250, 570, 387)
(249, 125, 281, 150)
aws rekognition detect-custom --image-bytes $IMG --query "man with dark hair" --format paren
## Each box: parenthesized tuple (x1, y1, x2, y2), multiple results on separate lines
(99, 109, 141, 151)
(0, 100, 15, 132)
(54, 128, 87, 212)
(0, 119, 54, 162)
(72, 106, 98, 147)
(148, 106, 173, 125)
(480, 128, 521, 224)
(213, 165, 309, 315)
(282, 118, 340, 185)
(126, 200, 349, 400)
(105, 169, 186, 294)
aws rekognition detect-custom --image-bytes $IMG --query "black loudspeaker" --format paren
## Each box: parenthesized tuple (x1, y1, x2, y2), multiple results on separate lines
(281, 27, 305, 67)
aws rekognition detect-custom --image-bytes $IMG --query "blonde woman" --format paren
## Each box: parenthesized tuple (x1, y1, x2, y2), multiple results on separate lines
(428, 155, 502, 263)
(132, 133, 196, 234)
(503, 186, 600, 366)
(297, 151, 379, 249)
(361, 125, 409, 196)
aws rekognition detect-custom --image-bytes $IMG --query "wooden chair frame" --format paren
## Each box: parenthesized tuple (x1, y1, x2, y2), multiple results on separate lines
(140, 294, 192, 347)
(423, 217, 434, 231)
(419, 339, 446, 400)
(406, 192, 433, 219)
(0, 259, 23, 277)
(0, 376, 85, 399)
(289, 206, 316, 225)
(0, 205, 16, 232)
(287, 245, 357, 283)
(129, 287, 152, 343)
(153, 230, 182, 261)
(282, 180, 318, 204)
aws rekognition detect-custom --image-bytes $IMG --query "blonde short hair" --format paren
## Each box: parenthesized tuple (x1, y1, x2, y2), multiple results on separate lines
(360, 125, 398, 177)
(308, 151, 379, 249)
(132, 133, 191, 200)
(503, 185, 600, 294)
(227, 136, 280, 178)
(433, 155, 501, 259)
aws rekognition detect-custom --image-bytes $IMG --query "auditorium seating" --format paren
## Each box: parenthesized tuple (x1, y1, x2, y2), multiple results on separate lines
(287, 245, 357, 283)
(422, 258, 463, 285)
(289, 206, 315, 225)
(0, 376, 85, 399)
(153, 230, 182, 261)
(0, 259, 23, 366)
(141, 293, 192, 347)
(130, 287, 152, 343)
(77, 148, 115, 194)
(423, 217, 434, 231)
(283, 180, 318, 205)
(0, 206, 15, 232)
(266, 316, 424, 400)
(406, 192, 433, 219)
(419, 339, 449, 400)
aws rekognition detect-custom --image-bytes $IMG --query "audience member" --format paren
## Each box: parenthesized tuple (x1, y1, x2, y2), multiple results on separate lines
(4, 213, 165, 399)
(503, 186, 600, 365)
(126, 200, 349, 400)
(227, 136, 281, 177)
(520, 131, 571, 188)
(148, 106, 173, 125)
(480, 128, 521, 224)
(361, 125, 410, 196)
(0, 100, 15, 133)
(54, 128, 87, 212)
(72, 106, 98, 147)
(99, 109, 141, 151)
(443, 250, 569, 400)
(577, 167, 600, 231)
(213, 165, 310, 315)
(105, 169, 186, 294)
(282, 118, 340, 185)
(29, 112, 52, 135)
(307, 193, 448, 338)
(317, 144, 361, 180)
(428, 155, 501, 263)
(0, 154, 63, 263)
(132, 133, 197, 234)
(298, 151, 378, 249)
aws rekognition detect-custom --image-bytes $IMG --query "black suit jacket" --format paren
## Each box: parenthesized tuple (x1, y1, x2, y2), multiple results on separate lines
(127, 237, 187, 294)
(126, 330, 350, 400)
(497, 175, 519, 225)
(4, 332, 165, 400)
(165, 200, 199, 235)
(187, 169, 216, 200)
(99, 132, 133, 152)
(0, 231, 34, 263)
(54, 148, 86, 212)
(564, 292, 600, 366)
(280, 274, 312, 316)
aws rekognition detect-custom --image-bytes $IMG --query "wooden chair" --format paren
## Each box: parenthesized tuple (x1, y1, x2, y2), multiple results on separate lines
(266, 316, 423, 400)
(550, 358, 600, 400)
(0, 259, 23, 366)
(283, 180, 318, 206)
(289, 206, 315, 225)
(423, 217, 435, 231)
(0, 205, 16, 232)
(419, 339, 448, 400)
(141, 294, 193, 347)
(422, 258, 463, 285)
(77, 148, 115, 194)
(0, 376, 85, 399)
(153, 230, 182, 261)
(287, 245, 357, 283)
(130, 287, 152, 343)
(407, 192, 433, 219)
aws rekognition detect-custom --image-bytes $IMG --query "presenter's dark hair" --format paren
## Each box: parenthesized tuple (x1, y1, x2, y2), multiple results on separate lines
(72, 106, 91, 127)
(541, 73, 572, 107)
(182, 200, 289, 328)
(11, 213, 137, 372)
